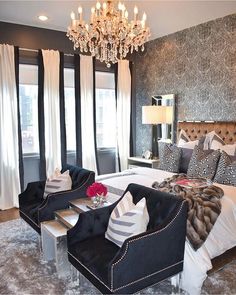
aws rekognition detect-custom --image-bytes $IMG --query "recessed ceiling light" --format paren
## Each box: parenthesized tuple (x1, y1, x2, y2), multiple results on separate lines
(38, 15, 48, 21)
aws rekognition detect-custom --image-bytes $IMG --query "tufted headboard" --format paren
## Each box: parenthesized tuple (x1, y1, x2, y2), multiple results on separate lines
(177, 121, 236, 144)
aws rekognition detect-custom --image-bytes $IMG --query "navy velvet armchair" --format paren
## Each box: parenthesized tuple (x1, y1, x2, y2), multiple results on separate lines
(19, 164, 95, 234)
(67, 183, 188, 294)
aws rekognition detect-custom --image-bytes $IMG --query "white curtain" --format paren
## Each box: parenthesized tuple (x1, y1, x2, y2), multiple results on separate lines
(80, 55, 97, 174)
(117, 60, 131, 171)
(0, 44, 20, 209)
(42, 50, 61, 177)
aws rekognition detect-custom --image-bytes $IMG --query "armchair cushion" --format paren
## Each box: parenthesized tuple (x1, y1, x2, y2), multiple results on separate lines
(69, 235, 119, 285)
(105, 191, 149, 247)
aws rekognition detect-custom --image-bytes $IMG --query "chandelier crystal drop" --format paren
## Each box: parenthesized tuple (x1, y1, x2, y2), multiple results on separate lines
(66, 0, 151, 67)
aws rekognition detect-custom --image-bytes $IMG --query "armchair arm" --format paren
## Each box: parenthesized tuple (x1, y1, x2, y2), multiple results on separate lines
(19, 180, 45, 207)
(38, 182, 90, 222)
(67, 202, 117, 248)
(109, 200, 188, 291)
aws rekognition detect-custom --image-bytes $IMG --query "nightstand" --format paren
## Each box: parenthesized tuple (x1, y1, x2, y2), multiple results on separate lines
(128, 156, 159, 169)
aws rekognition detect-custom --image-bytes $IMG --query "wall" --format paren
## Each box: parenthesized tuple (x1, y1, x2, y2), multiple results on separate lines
(135, 13, 236, 156)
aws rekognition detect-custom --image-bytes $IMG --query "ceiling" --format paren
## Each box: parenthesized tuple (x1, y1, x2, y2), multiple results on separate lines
(0, 1, 236, 40)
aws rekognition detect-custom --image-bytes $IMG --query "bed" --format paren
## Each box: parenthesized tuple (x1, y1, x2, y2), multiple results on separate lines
(96, 121, 236, 295)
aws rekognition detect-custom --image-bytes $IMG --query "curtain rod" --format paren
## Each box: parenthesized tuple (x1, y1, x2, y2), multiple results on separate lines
(19, 47, 74, 57)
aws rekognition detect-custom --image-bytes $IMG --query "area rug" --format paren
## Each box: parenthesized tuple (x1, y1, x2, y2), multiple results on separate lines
(0, 219, 235, 295)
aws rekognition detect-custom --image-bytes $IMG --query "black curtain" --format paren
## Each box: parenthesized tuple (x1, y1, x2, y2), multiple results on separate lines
(14, 46, 24, 191)
(92, 57, 100, 175)
(59, 52, 67, 167)
(74, 54, 82, 167)
(114, 63, 121, 172)
(129, 61, 134, 157)
(38, 50, 46, 180)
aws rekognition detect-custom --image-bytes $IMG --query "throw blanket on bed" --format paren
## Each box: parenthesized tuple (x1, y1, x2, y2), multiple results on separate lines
(152, 174, 224, 250)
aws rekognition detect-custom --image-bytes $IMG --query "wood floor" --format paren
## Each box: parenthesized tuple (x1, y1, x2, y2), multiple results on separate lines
(0, 207, 236, 273)
(0, 208, 19, 223)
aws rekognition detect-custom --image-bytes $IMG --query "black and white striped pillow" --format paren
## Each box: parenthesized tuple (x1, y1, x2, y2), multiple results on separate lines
(214, 151, 236, 186)
(43, 169, 72, 199)
(105, 191, 149, 247)
(187, 146, 221, 180)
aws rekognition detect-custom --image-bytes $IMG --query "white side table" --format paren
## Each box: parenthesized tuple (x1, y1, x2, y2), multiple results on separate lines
(128, 156, 159, 169)
(41, 220, 70, 278)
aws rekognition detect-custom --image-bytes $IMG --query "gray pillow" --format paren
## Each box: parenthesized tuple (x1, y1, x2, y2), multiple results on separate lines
(159, 144, 181, 173)
(214, 151, 236, 186)
(187, 146, 221, 180)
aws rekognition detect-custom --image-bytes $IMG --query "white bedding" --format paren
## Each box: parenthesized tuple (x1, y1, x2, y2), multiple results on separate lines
(96, 167, 236, 295)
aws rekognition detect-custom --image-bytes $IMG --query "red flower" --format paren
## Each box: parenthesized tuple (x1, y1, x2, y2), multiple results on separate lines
(86, 182, 108, 198)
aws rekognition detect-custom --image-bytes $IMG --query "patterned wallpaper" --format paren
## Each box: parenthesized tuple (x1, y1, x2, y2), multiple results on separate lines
(135, 13, 236, 156)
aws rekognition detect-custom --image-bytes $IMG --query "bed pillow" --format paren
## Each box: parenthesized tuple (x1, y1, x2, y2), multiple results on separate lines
(187, 146, 221, 180)
(159, 144, 182, 173)
(179, 148, 193, 173)
(203, 131, 225, 150)
(43, 168, 72, 199)
(214, 151, 236, 186)
(178, 129, 193, 146)
(105, 191, 149, 247)
(219, 143, 236, 156)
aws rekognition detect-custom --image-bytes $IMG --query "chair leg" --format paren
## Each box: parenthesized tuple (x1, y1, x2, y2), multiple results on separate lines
(38, 234, 42, 253)
(171, 272, 181, 294)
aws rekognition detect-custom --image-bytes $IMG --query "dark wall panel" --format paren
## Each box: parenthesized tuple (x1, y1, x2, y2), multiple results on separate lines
(0, 21, 75, 54)
(135, 13, 236, 156)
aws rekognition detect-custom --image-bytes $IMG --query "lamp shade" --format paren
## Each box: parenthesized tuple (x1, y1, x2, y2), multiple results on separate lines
(142, 106, 173, 124)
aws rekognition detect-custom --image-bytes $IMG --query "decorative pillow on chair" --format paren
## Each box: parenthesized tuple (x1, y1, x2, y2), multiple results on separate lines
(43, 168, 72, 199)
(159, 144, 181, 173)
(105, 191, 149, 247)
(214, 151, 236, 186)
(187, 146, 221, 180)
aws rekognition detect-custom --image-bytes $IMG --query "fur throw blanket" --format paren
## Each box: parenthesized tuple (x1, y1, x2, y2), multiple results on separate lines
(152, 174, 224, 250)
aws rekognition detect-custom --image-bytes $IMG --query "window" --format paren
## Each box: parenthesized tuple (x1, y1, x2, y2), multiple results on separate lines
(96, 71, 116, 148)
(19, 64, 39, 154)
(64, 68, 76, 152)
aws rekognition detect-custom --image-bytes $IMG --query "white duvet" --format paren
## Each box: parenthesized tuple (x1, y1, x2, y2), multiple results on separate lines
(96, 167, 236, 295)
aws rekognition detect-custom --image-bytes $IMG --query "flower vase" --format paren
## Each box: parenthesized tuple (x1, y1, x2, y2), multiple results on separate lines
(92, 195, 105, 208)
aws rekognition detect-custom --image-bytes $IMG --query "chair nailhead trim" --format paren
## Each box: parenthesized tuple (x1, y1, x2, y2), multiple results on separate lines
(68, 252, 183, 293)
(112, 260, 183, 292)
(111, 200, 186, 290)
(68, 251, 113, 291)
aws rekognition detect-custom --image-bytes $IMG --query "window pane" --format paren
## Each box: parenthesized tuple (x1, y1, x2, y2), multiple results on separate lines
(64, 68, 76, 151)
(96, 72, 116, 148)
(19, 64, 39, 154)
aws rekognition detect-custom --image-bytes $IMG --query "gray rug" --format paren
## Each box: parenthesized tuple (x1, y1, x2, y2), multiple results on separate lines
(0, 219, 235, 295)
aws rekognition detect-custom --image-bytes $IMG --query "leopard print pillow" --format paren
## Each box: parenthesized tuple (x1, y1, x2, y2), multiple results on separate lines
(214, 151, 236, 186)
(159, 144, 181, 173)
(187, 145, 220, 180)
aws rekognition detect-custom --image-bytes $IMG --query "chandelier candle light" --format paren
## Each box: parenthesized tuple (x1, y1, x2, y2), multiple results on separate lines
(67, 1, 150, 67)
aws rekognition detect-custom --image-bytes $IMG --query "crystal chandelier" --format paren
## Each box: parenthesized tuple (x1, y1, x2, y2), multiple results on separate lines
(67, 0, 151, 67)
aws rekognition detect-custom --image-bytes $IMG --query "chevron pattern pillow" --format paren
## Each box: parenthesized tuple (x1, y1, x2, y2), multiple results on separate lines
(43, 169, 72, 199)
(214, 151, 236, 186)
(105, 191, 149, 247)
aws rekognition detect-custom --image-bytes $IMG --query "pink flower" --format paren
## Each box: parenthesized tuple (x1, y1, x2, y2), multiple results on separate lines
(86, 182, 108, 198)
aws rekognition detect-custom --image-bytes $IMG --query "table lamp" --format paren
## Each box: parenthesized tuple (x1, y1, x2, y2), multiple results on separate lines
(142, 105, 173, 158)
